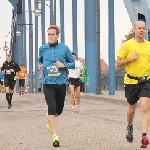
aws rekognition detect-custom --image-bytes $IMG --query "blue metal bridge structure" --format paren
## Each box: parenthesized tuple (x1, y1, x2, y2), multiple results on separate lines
(7, 0, 150, 94)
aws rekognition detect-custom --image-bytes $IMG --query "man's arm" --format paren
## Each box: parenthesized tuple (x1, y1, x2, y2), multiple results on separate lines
(116, 57, 132, 67)
(14, 62, 21, 72)
(37, 47, 44, 71)
(16, 71, 19, 76)
(84, 66, 89, 85)
(25, 69, 27, 77)
(116, 51, 139, 67)
(64, 48, 75, 69)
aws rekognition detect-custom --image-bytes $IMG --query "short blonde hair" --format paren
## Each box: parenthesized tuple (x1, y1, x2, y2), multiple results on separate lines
(48, 25, 60, 35)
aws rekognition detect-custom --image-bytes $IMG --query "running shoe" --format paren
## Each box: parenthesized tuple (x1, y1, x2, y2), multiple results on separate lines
(140, 136, 149, 148)
(53, 135, 59, 147)
(126, 125, 133, 143)
(8, 104, 12, 109)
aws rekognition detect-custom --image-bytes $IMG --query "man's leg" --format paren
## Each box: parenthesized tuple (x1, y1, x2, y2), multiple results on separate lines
(19, 80, 22, 95)
(75, 86, 80, 106)
(140, 97, 149, 133)
(48, 114, 57, 135)
(69, 84, 75, 113)
(127, 103, 137, 126)
(43, 84, 59, 147)
(21, 85, 24, 95)
(5, 86, 10, 102)
(9, 89, 13, 106)
(1, 81, 4, 93)
(8, 80, 15, 108)
(21, 79, 25, 94)
(80, 92, 85, 98)
(140, 97, 150, 147)
(125, 84, 139, 143)
(4, 78, 11, 108)
(13, 84, 16, 93)
(49, 84, 66, 146)
(80, 82, 85, 98)
(126, 103, 137, 143)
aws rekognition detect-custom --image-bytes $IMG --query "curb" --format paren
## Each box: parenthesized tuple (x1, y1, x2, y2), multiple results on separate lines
(85, 95, 128, 106)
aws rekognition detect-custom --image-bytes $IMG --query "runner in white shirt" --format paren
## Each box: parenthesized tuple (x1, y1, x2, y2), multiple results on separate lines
(68, 51, 83, 113)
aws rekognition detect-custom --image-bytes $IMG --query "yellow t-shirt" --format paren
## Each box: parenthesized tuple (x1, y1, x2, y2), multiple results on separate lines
(116, 39, 150, 84)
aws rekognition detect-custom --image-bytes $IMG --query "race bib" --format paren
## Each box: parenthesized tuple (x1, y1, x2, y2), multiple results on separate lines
(6, 70, 11, 74)
(47, 66, 61, 76)
(20, 73, 25, 76)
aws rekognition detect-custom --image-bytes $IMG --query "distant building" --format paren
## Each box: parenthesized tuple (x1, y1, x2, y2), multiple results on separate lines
(82, 59, 108, 72)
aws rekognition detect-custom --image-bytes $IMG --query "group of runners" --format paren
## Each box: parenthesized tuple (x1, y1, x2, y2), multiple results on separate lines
(1, 21, 150, 149)
(39, 22, 150, 148)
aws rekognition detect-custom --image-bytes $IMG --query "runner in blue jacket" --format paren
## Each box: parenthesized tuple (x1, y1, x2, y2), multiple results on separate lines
(38, 25, 75, 147)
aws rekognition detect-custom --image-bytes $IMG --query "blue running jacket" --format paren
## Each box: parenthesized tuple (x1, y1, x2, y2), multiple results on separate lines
(38, 42, 75, 84)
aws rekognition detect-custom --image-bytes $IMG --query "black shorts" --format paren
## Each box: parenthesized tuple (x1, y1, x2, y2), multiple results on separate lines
(4, 78, 16, 90)
(68, 78, 80, 87)
(124, 81, 150, 105)
(80, 82, 85, 92)
(43, 84, 66, 115)
(0, 80, 3, 85)
(19, 79, 25, 87)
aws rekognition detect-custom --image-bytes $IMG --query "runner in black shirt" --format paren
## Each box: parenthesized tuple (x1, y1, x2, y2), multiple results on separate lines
(1, 54, 20, 109)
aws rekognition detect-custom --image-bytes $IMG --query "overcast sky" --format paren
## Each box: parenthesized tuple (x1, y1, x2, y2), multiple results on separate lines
(0, 0, 136, 67)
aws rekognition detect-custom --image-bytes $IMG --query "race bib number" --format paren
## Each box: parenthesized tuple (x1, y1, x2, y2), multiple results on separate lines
(47, 66, 61, 76)
(20, 73, 25, 76)
(6, 70, 11, 74)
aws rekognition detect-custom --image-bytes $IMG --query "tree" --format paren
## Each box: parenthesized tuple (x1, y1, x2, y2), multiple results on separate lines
(122, 30, 134, 43)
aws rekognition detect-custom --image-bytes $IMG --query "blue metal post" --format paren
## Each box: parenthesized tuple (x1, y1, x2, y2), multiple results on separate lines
(60, 0, 65, 43)
(14, 21, 17, 63)
(50, 0, 54, 25)
(96, 0, 102, 94)
(35, 0, 39, 93)
(16, 0, 23, 65)
(41, 0, 46, 44)
(23, 0, 27, 67)
(11, 9, 17, 62)
(54, 0, 56, 25)
(72, 0, 78, 55)
(84, 0, 97, 93)
(108, 0, 115, 95)
(28, 0, 33, 93)
(17, 19, 23, 65)
(16, 0, 23, 93)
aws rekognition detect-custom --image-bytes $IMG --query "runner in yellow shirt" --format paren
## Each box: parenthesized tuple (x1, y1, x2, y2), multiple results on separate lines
(16, 64, 27, 95)
(116, 21, 150, 148)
